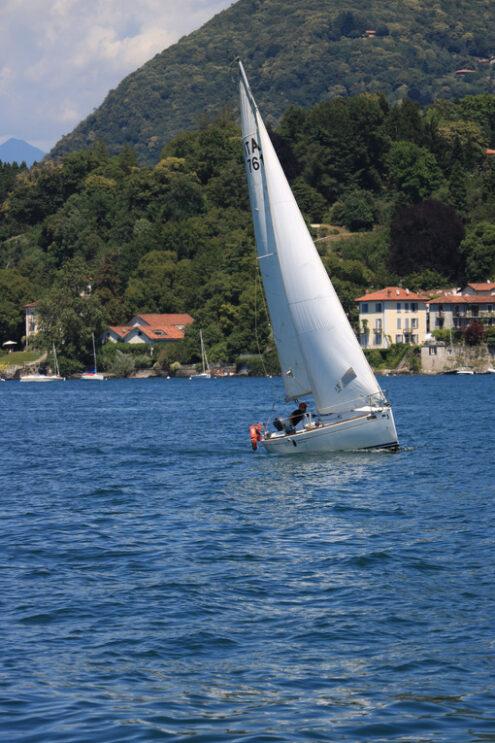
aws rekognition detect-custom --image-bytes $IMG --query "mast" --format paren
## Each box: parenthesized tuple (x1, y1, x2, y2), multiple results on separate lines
(200, 330, 209, 373)
(52, 343, 60, 377)
(92, 332, 98, 373)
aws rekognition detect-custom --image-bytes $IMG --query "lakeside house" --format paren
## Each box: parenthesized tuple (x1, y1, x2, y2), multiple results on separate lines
(355, 287, 428, 349)
(103, 313, 194, 345)
(23, 304, 194, 347)
(427, 294, 495, 331)
(356, 282, 495, 348)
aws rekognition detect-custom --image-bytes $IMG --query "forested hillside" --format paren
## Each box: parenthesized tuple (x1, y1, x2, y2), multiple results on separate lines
(1, 92, 495, 373)
(49, 0, 495, 164)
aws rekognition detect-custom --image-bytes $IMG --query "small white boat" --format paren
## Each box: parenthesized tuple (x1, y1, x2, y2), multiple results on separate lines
(20, 373, 64, 382)
(190, 330, 212, 378)
(80, 371, 105, 380)
(20, 344, 65, 382)
(239, 61, 399, 454)
(444, 367, 474, 375)
(81, 333, 105, 380)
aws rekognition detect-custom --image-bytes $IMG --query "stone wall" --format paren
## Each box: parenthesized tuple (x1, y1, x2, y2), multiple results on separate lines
(420, 343, 494, 373)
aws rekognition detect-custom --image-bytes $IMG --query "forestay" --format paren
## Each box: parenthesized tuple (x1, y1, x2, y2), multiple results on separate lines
(239, 61, 383, 414)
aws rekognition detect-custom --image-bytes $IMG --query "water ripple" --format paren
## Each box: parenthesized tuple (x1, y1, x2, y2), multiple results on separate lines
(1, 377, 494, 741)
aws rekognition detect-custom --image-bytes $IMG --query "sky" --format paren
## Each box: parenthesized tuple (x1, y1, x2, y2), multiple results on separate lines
(0, 0, 234, 154)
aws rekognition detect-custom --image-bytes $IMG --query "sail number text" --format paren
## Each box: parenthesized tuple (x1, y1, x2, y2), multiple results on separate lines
(244, 137, 263, 173)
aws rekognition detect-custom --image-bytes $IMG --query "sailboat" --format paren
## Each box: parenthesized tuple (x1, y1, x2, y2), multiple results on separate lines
(20, 343, 65, 382)
(239, 61, 399, 453)
(191, 329, 212, 378)
(81, 333, 105, 380)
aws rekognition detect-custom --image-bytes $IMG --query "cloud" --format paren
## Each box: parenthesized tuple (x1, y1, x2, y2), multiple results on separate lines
(0, 0, 233, 152)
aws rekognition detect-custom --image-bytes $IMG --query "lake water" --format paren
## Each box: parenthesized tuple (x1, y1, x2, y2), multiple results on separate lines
(1, 375, 494, 742)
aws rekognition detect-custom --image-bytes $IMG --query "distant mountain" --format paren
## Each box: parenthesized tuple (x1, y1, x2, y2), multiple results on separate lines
(0, 138, 45, 167)
(49, 0, 495, 164)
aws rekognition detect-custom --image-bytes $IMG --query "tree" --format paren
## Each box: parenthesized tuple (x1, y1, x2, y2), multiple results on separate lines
(460, 222, 495, 280)
(464, 322, 485, 345)
(35, 257, 104, 367)
(389, 200, 465, 280)
(386, 141, 443, 203)
(448, 160, 468, 219)
(108, 349, 135, 377)
(124, 250, 179, 316)
(330, 190, 377, 231)
(0, 269, 34, 342)
(291, 178, 327, 222)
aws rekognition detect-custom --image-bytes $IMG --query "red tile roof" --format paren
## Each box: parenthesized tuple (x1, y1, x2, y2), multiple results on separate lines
(466, 282, 495, 292)
(427, 295, 495, 305)
(355, 287, 425, 302)
(130, 325, 186, 341)
(108, 326, 133, 339)
(135, 313, 194, 327)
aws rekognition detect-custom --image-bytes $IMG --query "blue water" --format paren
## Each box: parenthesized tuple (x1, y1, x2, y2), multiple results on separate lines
(1, 376, 494, 742)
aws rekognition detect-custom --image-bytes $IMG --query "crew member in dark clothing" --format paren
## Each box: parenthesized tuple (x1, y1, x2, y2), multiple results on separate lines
(287, 401, 307, 432)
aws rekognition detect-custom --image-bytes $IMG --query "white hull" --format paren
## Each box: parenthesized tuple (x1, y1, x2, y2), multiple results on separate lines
(261, 407, 399, 454)
(190, 372, 212, 379)
(81, 372, 105, 380)
(20, 375, 64, 382)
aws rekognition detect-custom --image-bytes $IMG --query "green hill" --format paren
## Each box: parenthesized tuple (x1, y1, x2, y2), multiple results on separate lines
(49, 0, 495, 164)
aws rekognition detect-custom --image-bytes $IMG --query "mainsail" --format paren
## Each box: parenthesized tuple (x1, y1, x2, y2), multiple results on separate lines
(239, 61, 383, 415)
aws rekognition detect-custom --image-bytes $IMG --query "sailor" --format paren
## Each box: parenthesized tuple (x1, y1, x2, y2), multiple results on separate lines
(289, 401, 307, 429)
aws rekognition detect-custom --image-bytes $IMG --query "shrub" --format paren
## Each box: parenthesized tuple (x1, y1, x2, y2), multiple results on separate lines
(108, 350, 135, 377)
(464, 322, 485, 345)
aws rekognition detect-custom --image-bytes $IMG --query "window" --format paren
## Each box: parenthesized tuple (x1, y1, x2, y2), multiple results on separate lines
(411, 302, 418, 312)
(361, 303, 368, 313)
(429, 346, 437, 356)
(396, 302, 401, 311)
(376, 318, 382, 330)
(397, 318, 401, 329)
(375, 302, 382, 312)
(404, 302, 409, 311)
(361, 334, 369, 347)
(405, 318, 410, 329)
(411, 334, 418, 344)
(374, 333, 382, 345)
(488, 304, 493, 312)
(395, 334, 403, 343)
(411, 318, 418, 329)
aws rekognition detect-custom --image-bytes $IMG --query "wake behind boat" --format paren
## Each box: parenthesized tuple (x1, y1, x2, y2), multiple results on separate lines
(239, 61, 399, 454)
